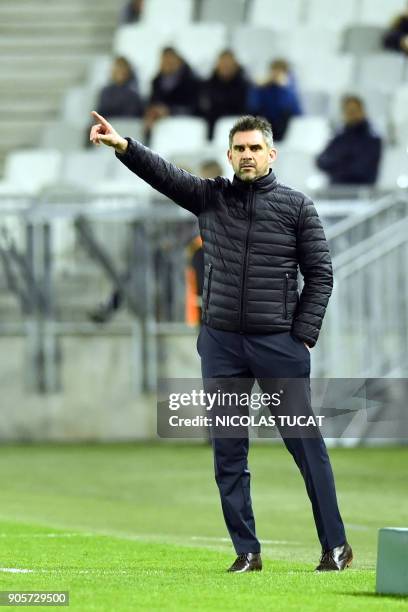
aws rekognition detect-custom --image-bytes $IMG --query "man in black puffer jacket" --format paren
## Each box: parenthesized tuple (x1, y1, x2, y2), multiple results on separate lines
(90, 112, 352, 575)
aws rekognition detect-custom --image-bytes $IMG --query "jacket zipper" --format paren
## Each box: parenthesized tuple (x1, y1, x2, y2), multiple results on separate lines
(283, 273, 289, 318)
(206, 262, 213, 313)
(239, 185, 254, 332)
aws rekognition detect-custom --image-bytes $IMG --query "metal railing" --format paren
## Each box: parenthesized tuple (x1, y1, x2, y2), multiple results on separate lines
(1, 190, 407, 394)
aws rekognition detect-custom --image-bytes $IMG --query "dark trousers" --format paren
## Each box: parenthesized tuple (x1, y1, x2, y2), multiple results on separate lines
(197, 324, 346, 554)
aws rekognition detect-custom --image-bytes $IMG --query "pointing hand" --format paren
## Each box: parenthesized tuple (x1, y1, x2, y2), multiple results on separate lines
(89, 111, 128, 154)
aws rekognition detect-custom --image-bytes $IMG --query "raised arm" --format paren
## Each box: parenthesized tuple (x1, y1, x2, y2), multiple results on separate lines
(90, 111, 207, 216)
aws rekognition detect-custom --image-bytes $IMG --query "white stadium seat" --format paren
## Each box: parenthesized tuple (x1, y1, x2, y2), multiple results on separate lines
(294, 55, 354, 94)
(358, 0, 406, 27)
(288, 27, 342, 59)
(212, 116, 242, 150)
(62, 150, 113, 189)
(230, 26, 289, 79)
(0, 150, 62, 194)
(357, 53, 406, 94)
(391, 85, 408, 132)
(393, 120, 408, 147)
(174, 24, 227, 77)
(199, 0, 247, 25)
(343, 25, 385, 55)
(249, 0, 303, 30)
(150, 116, 208, 157)
(306, 0, 358, 30)
(378, 147, 408, 190)
(274, 150, 328, 192)
(41, 121, 85, 151)
(301, 90, 331, 117)
(106, 119, 144, 143)
(283, 116, 331, 154)
(62, 86, 97, 129)
(87, 55, 113, 91)
(140, 0, 194, 26)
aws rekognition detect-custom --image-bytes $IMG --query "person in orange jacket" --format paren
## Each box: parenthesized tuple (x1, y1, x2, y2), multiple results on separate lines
(185, 160, 223, 326)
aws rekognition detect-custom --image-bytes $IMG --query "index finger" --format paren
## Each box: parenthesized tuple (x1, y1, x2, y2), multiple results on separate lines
(91, 110, 111, 128)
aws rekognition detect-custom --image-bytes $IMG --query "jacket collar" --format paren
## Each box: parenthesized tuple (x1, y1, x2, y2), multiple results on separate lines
(232, 168, 278, 193)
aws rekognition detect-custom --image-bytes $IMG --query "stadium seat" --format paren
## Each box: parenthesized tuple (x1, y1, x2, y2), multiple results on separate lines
(140, 0, 194, 26)
(289, 27, 342, 59)
(173, 24, 227, 77)
(306, 0, 358, 30)
(393, 119, 408, 147)
(0, 150, 62, 194)
(87, 55, 112, 91)
(390, 84, 408, 138)
(199, 0, 247, 25)
(378, 147, 408, 190)
(41, 121, 85, 151)
(283, 116, 331, 154)
(301, 90, 331, 117)
(62, 86, 97, 129)
(106, 119, 144, 143)
(150, 116, 208, 157)
(274, 150, 328, 192)
(357, 53, 406, 94)
(92, 167, 154, 199)
(230, 26, 288, 79)
(358, 90, 391, 138)
(343, 25, 385, 55)
(358, 0, 406, 27)
(294, 55, 354, 94)
(101, 144, 157, 199)
(212, 116, 242, 150)
(248, 0, 303, 30)
(62, 150, 113, 190)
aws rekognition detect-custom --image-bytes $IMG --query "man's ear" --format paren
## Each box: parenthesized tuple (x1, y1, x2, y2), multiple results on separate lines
(227, 149, 232, 166)
(269, 148, 278, 164)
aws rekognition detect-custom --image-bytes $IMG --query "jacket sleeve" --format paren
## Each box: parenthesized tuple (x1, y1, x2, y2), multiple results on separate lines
(292, 197, 333, 347)
(115, 138, 208, 216)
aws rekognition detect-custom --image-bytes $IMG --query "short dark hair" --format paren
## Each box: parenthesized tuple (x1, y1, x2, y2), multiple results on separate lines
(229, 115, 274, 148)
(342, 94, 365, 110)
(270, 58, 290, 72)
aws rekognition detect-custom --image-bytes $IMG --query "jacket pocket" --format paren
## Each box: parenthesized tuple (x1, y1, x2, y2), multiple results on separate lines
(205, 263, 213, 312)
(283, 273, 289, 319)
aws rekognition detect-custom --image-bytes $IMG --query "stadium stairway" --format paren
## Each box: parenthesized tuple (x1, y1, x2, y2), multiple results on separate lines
(0, 0, 118, 175)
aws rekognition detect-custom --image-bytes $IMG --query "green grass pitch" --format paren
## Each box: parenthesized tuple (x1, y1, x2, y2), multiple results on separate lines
(0, 443, 407, 611)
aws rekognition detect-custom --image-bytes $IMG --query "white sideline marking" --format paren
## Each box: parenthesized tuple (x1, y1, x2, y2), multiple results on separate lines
(344, 523, 370, 531)
(190, 536, 295, 544)
(0, 532, 94, 538)
(0, 568, 32, 573)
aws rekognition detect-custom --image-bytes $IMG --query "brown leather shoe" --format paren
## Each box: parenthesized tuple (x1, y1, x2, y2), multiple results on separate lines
(227, 553, 262, 573)
(315, 541, 353, 571)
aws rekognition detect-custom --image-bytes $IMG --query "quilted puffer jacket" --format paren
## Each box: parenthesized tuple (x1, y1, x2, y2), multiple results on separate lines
(116, 138, 333, 347)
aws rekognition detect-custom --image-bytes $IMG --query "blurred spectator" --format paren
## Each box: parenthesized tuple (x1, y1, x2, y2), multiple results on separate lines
(199, 50, 250, 139)
(316, 95, 382, 186)
(248, 59, 302, 141)
(96, 57, 144, 119)
(144, 47, 201, 135)
(383, 3, 408, 54)
(185, 160, 222, 326)
(119, 0, 144, 25)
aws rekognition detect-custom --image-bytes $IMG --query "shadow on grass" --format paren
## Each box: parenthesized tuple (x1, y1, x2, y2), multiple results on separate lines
(347, 592, 408, 601)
